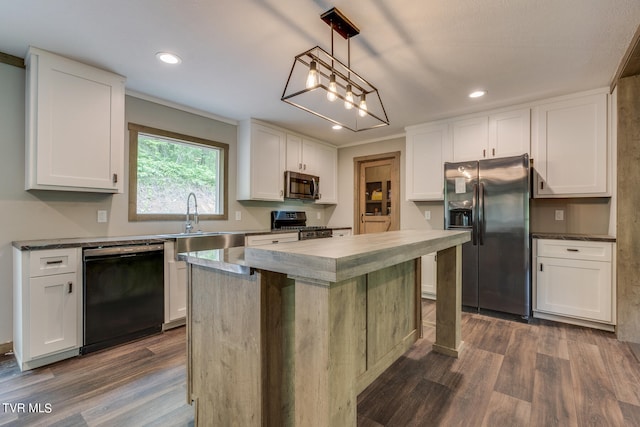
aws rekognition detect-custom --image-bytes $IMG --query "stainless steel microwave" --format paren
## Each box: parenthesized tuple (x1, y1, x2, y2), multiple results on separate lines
(284, 171, 320, 200)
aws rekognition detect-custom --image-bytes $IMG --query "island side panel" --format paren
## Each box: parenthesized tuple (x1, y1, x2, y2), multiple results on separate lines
(294, 276, 362, 427)
(189, 265, 291, 427)
(356, 259, 419, 393)
(433, 245, 463, 357)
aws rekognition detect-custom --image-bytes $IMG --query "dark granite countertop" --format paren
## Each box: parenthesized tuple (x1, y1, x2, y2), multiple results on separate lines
(12, 235, 170, 251)
(531, 232, 616, 243)
(13, 226, 353, 251)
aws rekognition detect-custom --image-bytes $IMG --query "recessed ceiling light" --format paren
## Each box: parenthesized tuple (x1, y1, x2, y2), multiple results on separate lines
(156, 52, 182, 65)
(332, 124, 343, 130)
(469, 90, 487, 98)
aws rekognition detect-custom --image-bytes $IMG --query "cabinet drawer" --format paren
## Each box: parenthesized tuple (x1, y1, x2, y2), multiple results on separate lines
(29, 248, 78, 277)
(245, 233, 299, 246)
(536, 239, 611, 262)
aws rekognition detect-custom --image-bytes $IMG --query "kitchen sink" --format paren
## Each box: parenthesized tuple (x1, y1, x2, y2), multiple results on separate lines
(163, 232, 246, 253)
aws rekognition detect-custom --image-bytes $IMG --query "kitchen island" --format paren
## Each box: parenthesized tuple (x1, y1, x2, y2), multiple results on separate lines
(181, 229, 469, 426)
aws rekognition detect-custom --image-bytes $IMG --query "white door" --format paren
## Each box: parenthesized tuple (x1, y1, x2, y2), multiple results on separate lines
(29, 273, 78, 358)
(536, 257, 611, 322)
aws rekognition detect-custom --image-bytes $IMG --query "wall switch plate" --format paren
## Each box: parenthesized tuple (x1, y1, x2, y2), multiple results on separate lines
(555, 209, 564, 221)
(97, 210, 108, 223)
(424, 210, 431, 220)
(235, 211, 241, 221)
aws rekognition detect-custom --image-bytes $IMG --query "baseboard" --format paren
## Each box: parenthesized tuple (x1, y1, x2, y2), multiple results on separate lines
(533, 311, 615, 332)
(0, 341, 13, 355)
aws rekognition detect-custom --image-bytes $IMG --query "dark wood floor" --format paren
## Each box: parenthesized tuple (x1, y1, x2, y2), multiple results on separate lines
(2, 300, 640, 426)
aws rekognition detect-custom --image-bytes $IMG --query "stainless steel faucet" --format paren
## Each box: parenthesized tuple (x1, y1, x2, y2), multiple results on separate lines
(185, 192, 199, 233)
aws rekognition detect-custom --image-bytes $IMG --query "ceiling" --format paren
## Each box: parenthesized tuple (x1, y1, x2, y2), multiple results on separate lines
(1, 0, 639, 146)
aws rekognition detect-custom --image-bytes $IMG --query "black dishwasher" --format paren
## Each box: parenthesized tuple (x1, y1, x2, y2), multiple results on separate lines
(82, 244, 164, 354)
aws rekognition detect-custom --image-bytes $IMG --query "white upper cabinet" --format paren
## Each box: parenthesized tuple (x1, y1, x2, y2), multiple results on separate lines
(285, 132, 338, 204)
(405, 122, 451, 201)
(532, 90, 609, 197)
(25, 47, 125, 193)
(488, 108, 531, 158)
(237, 120, 286, 201)
(307, 141, 338, 204)
(451, 116, 488, 162)
(450, 109, 530, 163)
(286, 134, 304, 172)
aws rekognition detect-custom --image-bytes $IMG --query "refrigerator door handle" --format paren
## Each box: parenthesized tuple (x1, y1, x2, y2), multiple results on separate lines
(472, 183, 478, 246)
(478, 182, 485, 245)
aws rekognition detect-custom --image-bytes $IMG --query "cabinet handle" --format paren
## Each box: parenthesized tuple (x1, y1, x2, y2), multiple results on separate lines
(492, 148, 495, 156)
(46, 260, 63, 265)
(272, 240, 279, 244)
(361, 213, 364, 223)
(113, 173, 118, 184)
(483, 149, 486, 158)
(567, 248, 579, 252)
(303, 164, 307, 170)
(540, 181, 544, 190)
(540, 263, 543, 272)
(68, 282, 73, 294)
(280, 190, 283, 197)
(299, 163, 302, 170)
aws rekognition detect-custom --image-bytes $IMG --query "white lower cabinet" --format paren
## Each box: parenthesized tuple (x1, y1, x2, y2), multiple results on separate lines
(533, 238, 615, 330)
(331, 228, 352, 237)
(245, 232, 299, 246)
(165, 241, 187, 326)
(13, 247, 82, 371)
(421, 253, 437, 299)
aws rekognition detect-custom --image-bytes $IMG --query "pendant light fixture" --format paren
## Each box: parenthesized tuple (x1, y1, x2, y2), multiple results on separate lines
(282, 7, 389, 132)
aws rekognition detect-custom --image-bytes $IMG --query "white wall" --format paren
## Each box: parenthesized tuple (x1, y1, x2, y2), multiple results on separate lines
(327, 137, 445, 232)
(0, 63, 329, 345)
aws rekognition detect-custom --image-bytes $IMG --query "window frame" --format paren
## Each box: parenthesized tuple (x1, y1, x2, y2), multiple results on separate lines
(128, 122, 229, 221)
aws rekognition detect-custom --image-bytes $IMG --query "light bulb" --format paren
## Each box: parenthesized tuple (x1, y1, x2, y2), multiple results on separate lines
(358, 94, 367, 117)
(306, 61, 319, 89)
(344, 84, 354, 109)
(327, 74, 338, 102)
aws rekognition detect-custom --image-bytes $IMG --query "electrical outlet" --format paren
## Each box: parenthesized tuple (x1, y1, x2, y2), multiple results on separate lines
(555, 209, 564, 221)
(424, 210, 431, 220)
(97, 210, 108, 223)
(235, 211, 242, 221)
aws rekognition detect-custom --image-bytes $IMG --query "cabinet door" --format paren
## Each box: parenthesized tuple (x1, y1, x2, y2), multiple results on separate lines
(167, 259, 187, 322)
(451, 117, 488, 162)
(26, 47, 125, 193)
(405, 123, 450, 200)
(286, 134, 303, 171)
(536, 257, 611, 322)
(29, 272, 78, 358)
(488, 109, 530, 158)
(245, 233, 299, 246)
(421, 253, 437, 299)
(311, 142, 338, 204)
(250, 124, 286, 200)
(532, 92, 608, 197)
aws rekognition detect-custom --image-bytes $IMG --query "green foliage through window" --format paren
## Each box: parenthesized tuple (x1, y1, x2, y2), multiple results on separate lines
(128, 123, 228, 221)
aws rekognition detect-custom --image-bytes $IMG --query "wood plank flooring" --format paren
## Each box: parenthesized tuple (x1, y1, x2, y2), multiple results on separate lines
(1, 300, 640, 426)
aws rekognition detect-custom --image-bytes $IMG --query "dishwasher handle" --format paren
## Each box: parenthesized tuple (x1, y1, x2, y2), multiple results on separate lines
(84, 244, 164, 258)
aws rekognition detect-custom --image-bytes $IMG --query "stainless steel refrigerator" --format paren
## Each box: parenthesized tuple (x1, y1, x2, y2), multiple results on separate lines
(444, 154, 531, 318)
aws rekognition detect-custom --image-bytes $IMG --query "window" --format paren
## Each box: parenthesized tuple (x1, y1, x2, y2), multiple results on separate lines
(128, 123, 228, 221)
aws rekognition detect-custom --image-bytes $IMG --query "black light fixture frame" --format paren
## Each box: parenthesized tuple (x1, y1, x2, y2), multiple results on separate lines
(281, 7, 389, 132)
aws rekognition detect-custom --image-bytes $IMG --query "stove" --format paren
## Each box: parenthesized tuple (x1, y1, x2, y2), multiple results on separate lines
(271, 211, 332, 240)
